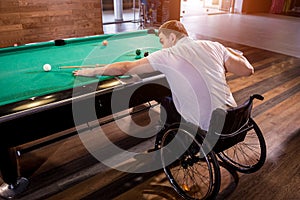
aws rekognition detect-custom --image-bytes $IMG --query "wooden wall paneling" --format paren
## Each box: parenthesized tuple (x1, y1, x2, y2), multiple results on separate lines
(0, 24, 22, 32)
(0, 13, 20, 26)
(0, 0, 21, 46)
(0, 30, 23, 47)
(0, 0, 103, 48)
(0, 0, 19, 8)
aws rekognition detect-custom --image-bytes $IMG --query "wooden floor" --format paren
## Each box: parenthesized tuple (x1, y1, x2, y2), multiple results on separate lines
(181, 13, 300, 58)
(1, 14, 300, 200)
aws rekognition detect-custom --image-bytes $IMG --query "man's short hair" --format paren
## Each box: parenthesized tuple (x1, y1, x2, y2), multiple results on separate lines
(158, 20, 189, 39)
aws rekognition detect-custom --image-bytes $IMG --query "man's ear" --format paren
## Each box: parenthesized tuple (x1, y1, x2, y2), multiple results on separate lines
(169, 33, 177, 43)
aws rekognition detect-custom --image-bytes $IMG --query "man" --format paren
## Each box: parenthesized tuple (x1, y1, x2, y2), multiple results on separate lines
(73, 20, 254, 131)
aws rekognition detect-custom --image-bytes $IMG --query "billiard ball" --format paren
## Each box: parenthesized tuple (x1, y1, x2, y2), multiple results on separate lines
(135, 49, 141, 56)
(102, 40, 108, 46)
(43, 64, 51, 72)
(144, 52, 149, 57)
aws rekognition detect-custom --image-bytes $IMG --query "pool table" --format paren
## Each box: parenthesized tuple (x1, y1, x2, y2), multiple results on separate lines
(0, 29, 171, 198)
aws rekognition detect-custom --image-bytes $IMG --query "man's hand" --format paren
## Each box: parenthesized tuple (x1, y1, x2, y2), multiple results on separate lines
(73, 68, 97, 76)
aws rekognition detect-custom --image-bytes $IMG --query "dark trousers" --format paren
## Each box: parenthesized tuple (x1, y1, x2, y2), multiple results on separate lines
(159, 96, 182, 126)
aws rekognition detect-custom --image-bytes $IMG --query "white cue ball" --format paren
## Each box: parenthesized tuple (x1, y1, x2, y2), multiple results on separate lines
(43, 64, 52, 72)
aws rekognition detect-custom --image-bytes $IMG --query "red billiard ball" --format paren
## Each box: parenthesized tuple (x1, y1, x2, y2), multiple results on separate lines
(102, 40, 108, 46)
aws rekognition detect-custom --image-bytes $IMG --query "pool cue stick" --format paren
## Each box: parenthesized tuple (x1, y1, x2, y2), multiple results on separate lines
(59, 64, 106, 69)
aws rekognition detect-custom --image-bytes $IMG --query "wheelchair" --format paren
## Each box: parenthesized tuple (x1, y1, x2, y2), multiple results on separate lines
(153, 94, 267, 200)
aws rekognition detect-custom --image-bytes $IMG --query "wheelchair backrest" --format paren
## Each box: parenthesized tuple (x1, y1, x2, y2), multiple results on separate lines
(208, 94, 263, 136)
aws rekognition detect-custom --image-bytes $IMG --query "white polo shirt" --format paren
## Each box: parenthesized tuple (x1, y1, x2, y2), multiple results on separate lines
(147, 37, 237, 131)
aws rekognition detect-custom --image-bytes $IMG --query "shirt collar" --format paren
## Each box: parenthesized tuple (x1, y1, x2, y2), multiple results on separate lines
(175, 36, 191, 46)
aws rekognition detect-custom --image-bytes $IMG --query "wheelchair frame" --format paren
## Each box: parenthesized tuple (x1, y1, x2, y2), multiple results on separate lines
(153, 94, 267, 200)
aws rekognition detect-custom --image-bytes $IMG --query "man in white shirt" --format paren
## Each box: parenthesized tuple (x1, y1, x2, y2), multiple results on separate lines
(73, 20, 254, 131)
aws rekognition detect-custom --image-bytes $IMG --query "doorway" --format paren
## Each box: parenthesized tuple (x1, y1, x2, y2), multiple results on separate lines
(102, 0, 141, 24)
(204, 0, 233, 12)
(180, 0, 231, 17)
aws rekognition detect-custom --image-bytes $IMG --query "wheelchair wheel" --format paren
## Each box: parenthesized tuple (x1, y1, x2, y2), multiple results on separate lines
(217, 118, 266, 173)
(160, 124, 220, 200)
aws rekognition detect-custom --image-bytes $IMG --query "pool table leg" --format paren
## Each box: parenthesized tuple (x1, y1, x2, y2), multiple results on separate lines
(0, 147, 29, 199)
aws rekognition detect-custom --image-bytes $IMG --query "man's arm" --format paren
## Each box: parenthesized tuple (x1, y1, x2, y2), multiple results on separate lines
(73, 57, 155, 76)
(224, 48, 254, 76)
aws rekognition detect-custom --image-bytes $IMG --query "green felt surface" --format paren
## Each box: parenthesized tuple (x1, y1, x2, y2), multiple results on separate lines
(0, 30, 161, 106)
